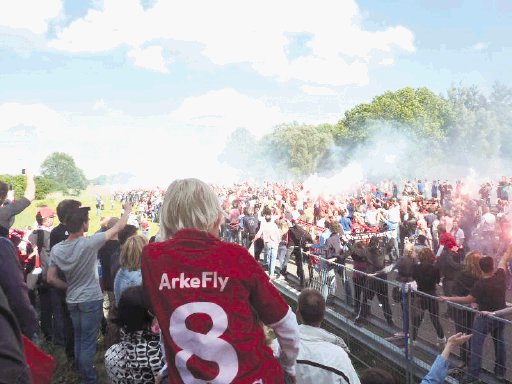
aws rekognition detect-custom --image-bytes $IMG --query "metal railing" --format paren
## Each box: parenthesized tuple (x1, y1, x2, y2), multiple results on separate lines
(275, 252, 512, 383)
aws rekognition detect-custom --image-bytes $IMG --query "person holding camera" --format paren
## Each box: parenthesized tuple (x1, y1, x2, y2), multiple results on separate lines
(0, 170, 35, 236)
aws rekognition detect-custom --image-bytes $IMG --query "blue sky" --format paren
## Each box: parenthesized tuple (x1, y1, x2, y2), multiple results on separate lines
(0, 0, 510, 186)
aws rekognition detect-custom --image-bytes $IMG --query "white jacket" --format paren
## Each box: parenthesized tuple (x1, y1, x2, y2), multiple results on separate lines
(294, 325, 360, 384)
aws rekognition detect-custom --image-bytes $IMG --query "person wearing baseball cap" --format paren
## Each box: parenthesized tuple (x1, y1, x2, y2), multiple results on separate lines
(435, 226, 462, 319)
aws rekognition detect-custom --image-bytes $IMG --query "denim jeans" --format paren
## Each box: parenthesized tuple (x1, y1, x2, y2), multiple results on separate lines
(68, 299, 103, 384)
(277, 243, 287, 274)
(264, 243, 278, 277)
(468, 315, 506, 379)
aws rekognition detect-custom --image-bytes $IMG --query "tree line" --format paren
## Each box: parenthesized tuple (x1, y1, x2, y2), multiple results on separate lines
(220, 83, 512, 180)
(0, 152, 88, 199)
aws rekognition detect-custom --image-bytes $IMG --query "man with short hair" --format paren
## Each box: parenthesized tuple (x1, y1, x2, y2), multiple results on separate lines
(282, 220, 313, 287)
(48, 204, 132, 384)
(282, 288, 360, 384)
(49, 199, 82, 361)
(451, 219, 465, 249)
(440, 245, 512, 382)
(478, 206, 497, 256)
(253, 212, 282, 279)
(50, 199, 82, 248)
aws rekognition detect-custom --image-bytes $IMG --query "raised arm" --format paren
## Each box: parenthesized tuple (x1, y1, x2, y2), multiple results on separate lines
(497, 244, 512, 271)
(23, 170, 35, 201)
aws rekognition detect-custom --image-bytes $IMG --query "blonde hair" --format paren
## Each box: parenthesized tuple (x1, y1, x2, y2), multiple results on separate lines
(119, 235, 148, 271)
(277, 219, 289, 236)
(403, 243, 414, 258)
(159, 178, 224, 239)
(463, 251, 483, 279)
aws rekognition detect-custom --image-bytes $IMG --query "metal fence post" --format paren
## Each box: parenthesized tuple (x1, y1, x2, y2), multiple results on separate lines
(405, 285, 413, 384)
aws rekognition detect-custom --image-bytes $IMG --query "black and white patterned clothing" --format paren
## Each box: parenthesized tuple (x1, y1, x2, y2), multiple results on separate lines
(105, 330, 164, 384)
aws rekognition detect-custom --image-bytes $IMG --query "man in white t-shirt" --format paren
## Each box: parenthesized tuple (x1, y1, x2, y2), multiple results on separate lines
(451, 219, 465, 248)
(48, 204, 132, 383)
(479, 207, 496, 233)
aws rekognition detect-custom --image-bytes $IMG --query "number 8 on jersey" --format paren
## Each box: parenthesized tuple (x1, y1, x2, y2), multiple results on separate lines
(169, 302, 239, 383)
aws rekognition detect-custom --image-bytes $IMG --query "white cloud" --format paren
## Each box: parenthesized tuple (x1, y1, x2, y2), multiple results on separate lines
(169, 88, 289, 137)
(0, 0, 62, 34)
(128, 45, 169, 73)
(301, 85, 337, 96)
(471, 42, 489, 51)
(0, 102, 70, 174)
(48, 0, 415, 85)
(379, 58, 395, 66)
(0, 95, 290, 184)
(93, 99, 107, 111)
(0, 103, 66, 134)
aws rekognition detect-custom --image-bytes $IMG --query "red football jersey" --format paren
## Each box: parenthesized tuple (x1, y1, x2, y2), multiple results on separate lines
(142, 229, 289, 384)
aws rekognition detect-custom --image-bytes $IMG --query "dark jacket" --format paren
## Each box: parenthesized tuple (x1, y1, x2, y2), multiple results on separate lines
(98, 240, 120, 291)
(394, 256, 416, 283)
(435, 249, 462, 281)
(0, 237, 37, 338)
(287, 225, 313, 248)
(0, 285, 32, 384)
(348, 243, 367, 274)
(412, 263, 440, 295)
(453, 270, 479, 296)
(49, 223, 68, 250)
(366, 246, 386, 276)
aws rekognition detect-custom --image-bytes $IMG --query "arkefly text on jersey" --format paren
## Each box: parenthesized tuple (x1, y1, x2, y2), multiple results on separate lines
(159, 272, 229, 292)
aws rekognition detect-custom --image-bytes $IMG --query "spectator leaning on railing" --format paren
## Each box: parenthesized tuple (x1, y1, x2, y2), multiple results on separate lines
(439, 244, 512, 383)
(361, 332, 472, 384)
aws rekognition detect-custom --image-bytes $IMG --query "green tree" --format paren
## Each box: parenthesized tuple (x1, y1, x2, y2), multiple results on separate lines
(40, 152, 88, 194)
(445, 84, 502, 160)
(262, 122, 335, 179)
(337, 86, 451, 142)
(489, 82, 512, 159)
(0, 175, 57, 200)
(219, 128, 257, 167)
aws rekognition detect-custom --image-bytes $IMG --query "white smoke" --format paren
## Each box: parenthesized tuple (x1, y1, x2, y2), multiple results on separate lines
(302, 162, 364, 200)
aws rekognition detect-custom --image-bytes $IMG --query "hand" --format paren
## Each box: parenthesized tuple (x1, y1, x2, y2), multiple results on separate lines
(446, 332, 472, 349)
(100, 217, 112, 227)
(438, 296, 447, 302)
(479, 311, 494, 317)
(122, 203, 133, 213)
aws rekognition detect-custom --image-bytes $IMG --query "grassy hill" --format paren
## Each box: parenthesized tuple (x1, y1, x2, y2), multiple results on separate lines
(13, 186, 160, 237)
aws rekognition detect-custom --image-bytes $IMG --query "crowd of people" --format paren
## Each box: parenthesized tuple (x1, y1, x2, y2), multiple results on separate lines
(0, 172, 511, 384)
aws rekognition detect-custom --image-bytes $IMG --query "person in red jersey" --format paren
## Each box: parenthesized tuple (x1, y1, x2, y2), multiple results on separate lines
(142, 178, 299, 384)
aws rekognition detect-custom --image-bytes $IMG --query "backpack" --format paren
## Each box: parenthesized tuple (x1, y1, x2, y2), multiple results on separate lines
(244, 216, 259, 235)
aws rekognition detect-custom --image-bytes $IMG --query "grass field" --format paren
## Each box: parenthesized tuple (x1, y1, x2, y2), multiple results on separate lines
(13, 186, 160, 237)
